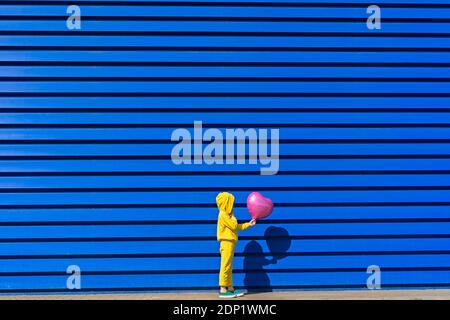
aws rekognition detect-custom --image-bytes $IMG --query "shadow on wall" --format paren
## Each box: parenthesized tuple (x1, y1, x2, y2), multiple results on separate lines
(243, 226, 292, 292)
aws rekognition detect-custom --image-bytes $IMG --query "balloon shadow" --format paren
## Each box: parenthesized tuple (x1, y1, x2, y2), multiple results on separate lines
(243, 226, 292, 292)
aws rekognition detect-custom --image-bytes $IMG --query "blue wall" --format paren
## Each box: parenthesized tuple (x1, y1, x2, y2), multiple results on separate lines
(0, 0, 450, 293)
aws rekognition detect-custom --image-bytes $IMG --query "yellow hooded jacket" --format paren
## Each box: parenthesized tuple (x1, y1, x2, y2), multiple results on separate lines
(216, 192, 251, 242)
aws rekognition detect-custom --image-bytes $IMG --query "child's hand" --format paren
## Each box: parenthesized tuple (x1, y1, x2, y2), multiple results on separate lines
(249, 219, 257, 227)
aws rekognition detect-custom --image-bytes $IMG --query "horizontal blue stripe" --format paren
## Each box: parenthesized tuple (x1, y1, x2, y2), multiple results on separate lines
(3, 51, 450, 63)
(1, 238, 450, 255)
(1, 254, 450, 273)
(0, 206, 450, 223)
(0, 175, 448, 188)
(2, 190, 450, 204)
(2, 128, 450, 140)
(1, 6, 449, 19)
(2, 22, 450, 33)
(1, 112, 450, 123)
(0, 143, 449, 156)
(0, 222, 449, 238)
(2, 97, 450, 108)
(1, 206, 450, 222)
(3, 67, 450, 78)
(3, 82, 450, 93)
(0, 159, 449, 172)
(5, 36, 450, 48)
(0, 21, 448, 34)
(3, 0, 450, 6)
(0, 271, 449, 290)
(3, 128, 450, 139)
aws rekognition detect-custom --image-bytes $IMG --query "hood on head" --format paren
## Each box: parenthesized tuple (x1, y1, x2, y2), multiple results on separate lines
(216, 192, 235, 214)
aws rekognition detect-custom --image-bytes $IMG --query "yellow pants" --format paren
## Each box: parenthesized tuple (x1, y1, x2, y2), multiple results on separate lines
(219, 240, 236, 287)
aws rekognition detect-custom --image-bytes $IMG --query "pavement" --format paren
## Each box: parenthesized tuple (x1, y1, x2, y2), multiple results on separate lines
(0, 289, 449, 300)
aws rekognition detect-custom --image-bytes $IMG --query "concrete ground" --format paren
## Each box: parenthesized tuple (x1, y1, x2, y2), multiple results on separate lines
(0, 290, 449, 300)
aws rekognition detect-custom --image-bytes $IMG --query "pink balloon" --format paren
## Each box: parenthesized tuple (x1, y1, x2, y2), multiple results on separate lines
(246, 192, 274, 220)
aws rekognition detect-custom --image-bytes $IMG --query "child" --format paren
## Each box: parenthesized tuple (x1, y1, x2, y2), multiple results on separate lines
(216, 192, 256, 298)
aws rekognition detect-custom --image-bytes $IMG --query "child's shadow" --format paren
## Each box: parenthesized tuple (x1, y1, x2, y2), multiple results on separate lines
(243, 226, 291, 292)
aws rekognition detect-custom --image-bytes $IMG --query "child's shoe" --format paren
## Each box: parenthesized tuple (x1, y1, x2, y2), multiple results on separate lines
(218, 291, 237, 299)
(229, 289, 245, 297)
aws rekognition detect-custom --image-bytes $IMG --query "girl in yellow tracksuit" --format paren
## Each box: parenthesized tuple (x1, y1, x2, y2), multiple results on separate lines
(216, 192, 256, 298)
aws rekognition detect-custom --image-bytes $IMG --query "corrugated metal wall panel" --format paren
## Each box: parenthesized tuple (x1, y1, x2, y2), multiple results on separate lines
(0, 0, 450, 293)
